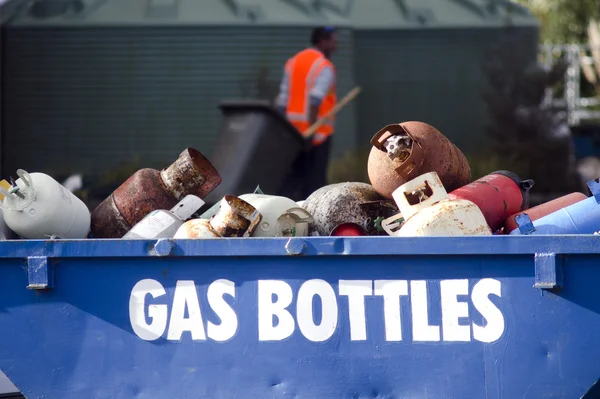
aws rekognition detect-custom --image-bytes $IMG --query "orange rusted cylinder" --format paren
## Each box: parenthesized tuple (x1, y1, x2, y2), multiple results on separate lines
(367, 121, 471, 199)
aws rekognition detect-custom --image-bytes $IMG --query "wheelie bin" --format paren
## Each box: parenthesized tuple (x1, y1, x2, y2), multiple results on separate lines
(205, 100, 305, 204)
(1, 236, 600, 398)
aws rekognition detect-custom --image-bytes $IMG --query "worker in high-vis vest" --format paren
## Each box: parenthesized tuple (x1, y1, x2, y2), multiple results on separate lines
(276, 26, 338, 200)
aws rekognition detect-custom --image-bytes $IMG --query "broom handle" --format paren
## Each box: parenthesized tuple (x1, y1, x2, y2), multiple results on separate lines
(304, 86, 362, 139)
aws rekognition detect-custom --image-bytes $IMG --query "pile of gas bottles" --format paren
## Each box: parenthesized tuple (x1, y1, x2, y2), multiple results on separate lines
(0, 121, 598, 240)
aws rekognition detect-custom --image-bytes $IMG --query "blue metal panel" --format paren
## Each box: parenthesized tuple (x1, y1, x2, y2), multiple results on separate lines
(0, 236, 600, 398)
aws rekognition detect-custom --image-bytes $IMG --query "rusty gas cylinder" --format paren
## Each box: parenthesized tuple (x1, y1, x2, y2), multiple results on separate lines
(210, 195, 262, 237)
(91, 148, 221, 238)
(367, 121, 471, 199)
(330, 223, 368, 236)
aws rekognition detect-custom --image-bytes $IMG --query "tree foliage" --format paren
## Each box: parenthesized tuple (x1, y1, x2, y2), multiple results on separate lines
(482, 30, 583, 195)
(514, 0, 600, 43)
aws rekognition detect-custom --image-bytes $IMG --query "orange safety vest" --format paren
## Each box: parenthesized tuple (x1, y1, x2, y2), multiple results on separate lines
(284, 48, 337, 146)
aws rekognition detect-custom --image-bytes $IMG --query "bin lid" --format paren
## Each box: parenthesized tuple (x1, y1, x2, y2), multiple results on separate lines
(218, 99, 305, 146)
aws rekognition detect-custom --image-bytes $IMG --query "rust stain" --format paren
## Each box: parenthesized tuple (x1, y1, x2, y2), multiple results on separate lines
(90, 194, 132, 238)
(174, 196, 261, 239)
(91, 148, 221, 239)
(160, 148, 222, 200)
(211, 196, 261, 237)
(114, 169, 176, 227)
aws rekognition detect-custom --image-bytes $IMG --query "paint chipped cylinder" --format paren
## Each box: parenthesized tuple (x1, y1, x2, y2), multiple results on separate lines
(367, 121, 471, 199)
(160, 149, 221, 199)
(173, 196, 262, 239)
(390, 172, 492, 236)
(448, 171, 534, 232)
(90, 148, 221, 238)
(210, 196, 262, 237)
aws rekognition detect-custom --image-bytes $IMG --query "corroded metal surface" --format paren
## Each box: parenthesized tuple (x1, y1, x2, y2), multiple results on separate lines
(211, 196, 261, 237)
(398, 198, 492, 236)
(302, 182, 398, 236)
(91, 148, 222, 239)
(172, 196, 262, 239)
(91, 169, 175, 239)
(161, 148, 222, 200)
(174, 219, 221, 239)
(89, 194, 133, 239)
(368, 122, 471, 199)
(113, 169, 176, 228)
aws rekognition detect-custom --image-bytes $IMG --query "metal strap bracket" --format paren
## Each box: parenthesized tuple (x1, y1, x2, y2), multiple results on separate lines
(515, 213, 535, 235)
(534, 252, 563, 291)
(27, 256, 52, 290)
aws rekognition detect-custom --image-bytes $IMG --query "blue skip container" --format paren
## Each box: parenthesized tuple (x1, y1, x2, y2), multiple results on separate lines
(510, 178, 599, 235)
(1, 236, 600, 398)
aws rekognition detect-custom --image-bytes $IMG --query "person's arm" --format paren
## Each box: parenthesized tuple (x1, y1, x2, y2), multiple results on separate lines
(307, 65, 334, 127)
(275, 66, 290, 115)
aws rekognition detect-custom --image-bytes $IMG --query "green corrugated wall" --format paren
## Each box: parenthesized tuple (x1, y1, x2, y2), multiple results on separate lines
(0, 25, 357, 177)
(0, 0, 540, 179)
(353, 27, 540, 154)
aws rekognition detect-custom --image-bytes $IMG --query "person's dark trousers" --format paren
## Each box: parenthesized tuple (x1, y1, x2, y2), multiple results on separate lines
(278, 136, 332, 201)
(302, 137, 331, 199)
(277, 148, 308, 201)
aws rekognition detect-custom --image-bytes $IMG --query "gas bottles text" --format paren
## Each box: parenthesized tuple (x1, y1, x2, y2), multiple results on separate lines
(129, 278, 504, 344)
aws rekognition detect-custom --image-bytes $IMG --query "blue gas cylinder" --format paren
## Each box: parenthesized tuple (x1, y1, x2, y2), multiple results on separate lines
(510, 179, 600, 235)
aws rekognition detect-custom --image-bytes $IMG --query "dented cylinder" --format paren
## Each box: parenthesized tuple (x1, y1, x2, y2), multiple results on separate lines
(448, 171, 534, 232)
(91, 148, 221, 238)
(367, 122, 471, 199)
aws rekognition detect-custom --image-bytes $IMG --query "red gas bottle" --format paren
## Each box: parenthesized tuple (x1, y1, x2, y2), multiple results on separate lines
(503, 192, 589, 234)
(330, 223, 368, 236)
(448, 171, 534, 232)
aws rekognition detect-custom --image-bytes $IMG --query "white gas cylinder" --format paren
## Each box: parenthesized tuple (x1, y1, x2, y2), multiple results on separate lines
(388, 172, 492, 237)
(0, 180, 18, 239)
(0, 169, 91, 239)
(0, 210, 8, 240)
(239, 194, 313, 237)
